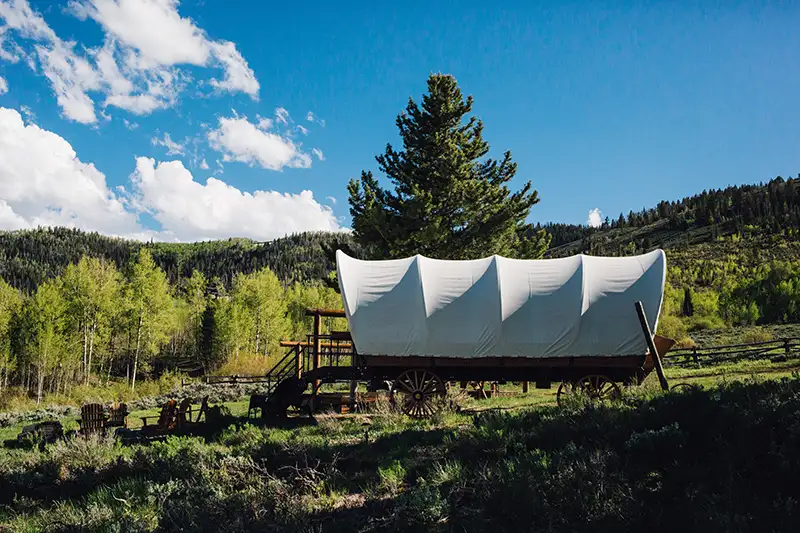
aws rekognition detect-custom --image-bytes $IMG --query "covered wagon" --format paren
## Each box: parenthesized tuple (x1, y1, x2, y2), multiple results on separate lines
(272, 249, 675, 417)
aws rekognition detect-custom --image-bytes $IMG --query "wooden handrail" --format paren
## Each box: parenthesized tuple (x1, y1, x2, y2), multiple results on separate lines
(279, 340, 353, 348)
(304, 308, 346, 318)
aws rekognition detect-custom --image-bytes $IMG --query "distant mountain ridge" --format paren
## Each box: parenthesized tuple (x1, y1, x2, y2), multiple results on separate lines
(0, 175, 798, 292)
(541, 175, 800, 259)
(0, 227, 359, 293)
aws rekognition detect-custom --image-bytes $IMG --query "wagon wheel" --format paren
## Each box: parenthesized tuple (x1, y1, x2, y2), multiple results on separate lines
(390, 369, 447, 418)
(557, 375, 621, 406)
(576, 375, 622, 403)
(671, 382, 700, 393)
(556, 381, 577, 406)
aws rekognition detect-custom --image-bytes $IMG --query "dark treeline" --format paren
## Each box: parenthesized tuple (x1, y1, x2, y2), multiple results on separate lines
(0, 228, 360, 294)
(540, 175, 800, 248)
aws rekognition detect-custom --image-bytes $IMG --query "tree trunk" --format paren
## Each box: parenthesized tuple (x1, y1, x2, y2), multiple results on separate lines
(86, 321, 97, 386)
(131, 314, 143, 391)
(36, 363, 45, 405)
(82, 319, 88, 384)
(254, 305, 261, 355)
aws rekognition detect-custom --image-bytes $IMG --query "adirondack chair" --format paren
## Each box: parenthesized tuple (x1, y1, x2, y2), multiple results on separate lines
(176, 398, 193, 428)
(15, 421, 63, 447)
(79, 403, 108, 435)
(106, 403, 129, 428)
(195, 396, 209, 423)
(248, 394, 267, 418)
(140, 400, 178, 435)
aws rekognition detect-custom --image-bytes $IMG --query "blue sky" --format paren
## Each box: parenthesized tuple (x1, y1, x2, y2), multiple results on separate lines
(0, 1, 798, 241)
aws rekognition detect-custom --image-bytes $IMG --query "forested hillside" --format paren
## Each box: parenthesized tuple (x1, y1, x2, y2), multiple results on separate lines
(0, 228, 359, 293)
(542, 175, 800, 258)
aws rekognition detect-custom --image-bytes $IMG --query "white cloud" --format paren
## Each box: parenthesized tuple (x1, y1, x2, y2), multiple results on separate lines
(256, 116, 272, 130)
(122, 117, 138, 129)
(208, 114, 312, 171)
(587, 208, 602, 228)
(18, 104, 34, 121)
(306, 111, 325, 127)
(199, 158, 209, 170)
(130, 157, 341, 241)
(76, 0, 211, 67)
(208, 40, 258, 96)
(275, 107, 289, 125)
(0, 106, 343, 241)
(296, 124, 308, 135)
(0, 106, 142, 235)
(151, 132, 184, 155)
(326, 196, 336, 205)
(0, 75, 6, 94)
(0, 0, 259, 123)
(312, 148, 324, 161)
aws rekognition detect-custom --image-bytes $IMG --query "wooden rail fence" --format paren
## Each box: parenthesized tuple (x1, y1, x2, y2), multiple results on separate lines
(663, 337, 800, 368)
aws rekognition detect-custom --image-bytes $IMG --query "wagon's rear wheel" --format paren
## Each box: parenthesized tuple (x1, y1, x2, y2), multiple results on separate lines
(391, 369, 447, 418)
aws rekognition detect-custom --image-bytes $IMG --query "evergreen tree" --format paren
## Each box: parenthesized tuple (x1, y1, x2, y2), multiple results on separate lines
(348, 73, 550, 260)
(682, 287, 695, 317)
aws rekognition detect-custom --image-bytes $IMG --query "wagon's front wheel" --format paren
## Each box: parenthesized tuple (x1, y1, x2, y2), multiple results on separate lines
(576, 375, 622, 403)
(391, 369, 447, 418)
(557, 375, 621, 406)
(556, 380, 576, 406)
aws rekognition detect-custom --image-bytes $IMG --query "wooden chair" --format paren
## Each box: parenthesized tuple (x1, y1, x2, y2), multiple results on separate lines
(79, 403, 107, 435)
(248, 394, 267, 418)
(176, 398, 193, 428)
(140, 400, 178, 434)
(195, 396, 209, 423)
(106, 403, 129, 429)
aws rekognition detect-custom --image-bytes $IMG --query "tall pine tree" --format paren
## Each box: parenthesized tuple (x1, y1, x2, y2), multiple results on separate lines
(348, 73, 550, 260)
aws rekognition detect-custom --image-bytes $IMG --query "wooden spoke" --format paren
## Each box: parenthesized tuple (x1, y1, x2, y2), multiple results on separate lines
(391, 369, 446, 419)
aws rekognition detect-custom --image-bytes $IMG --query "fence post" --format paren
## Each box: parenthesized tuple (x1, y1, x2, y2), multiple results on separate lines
(785, 339, 791, 357)
(692, 347, 700, 367)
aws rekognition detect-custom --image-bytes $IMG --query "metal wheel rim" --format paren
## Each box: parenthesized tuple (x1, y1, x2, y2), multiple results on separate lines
(391, 369, 446, 418)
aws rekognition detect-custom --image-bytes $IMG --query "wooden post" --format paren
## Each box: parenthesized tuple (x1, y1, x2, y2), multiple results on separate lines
(313, 312, 321, 394)
(296, 344, 303, 379)
(522, 381, 529, 393)
(349, 380, 357, 413)
(635, 301, 669, 391)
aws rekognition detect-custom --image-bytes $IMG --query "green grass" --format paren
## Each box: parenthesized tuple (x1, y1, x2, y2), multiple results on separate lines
(4, 374, 800, 531)
(4, 355, 800, 531)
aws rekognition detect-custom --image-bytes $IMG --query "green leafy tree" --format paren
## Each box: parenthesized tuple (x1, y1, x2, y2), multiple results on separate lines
(26, 280, 66, 403)
(126, 249, 173, 391)
(184, 270, 209, 362)
(348, 73, 551, 260)
(0, 278, 22, 391)
(60, 256, 122, 385)
(230, 268, 288, 359)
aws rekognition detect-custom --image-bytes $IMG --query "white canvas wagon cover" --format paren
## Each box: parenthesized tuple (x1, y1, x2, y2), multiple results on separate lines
(336, 249, 666, 359)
